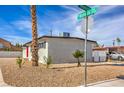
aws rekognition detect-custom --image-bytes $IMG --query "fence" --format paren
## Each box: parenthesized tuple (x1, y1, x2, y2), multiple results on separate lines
(0, 51, 22, 58)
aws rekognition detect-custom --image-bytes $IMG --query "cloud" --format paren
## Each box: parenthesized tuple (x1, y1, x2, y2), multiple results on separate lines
(12, 19, 32, 34)
(0, 18, 32, 44)
(88, 13, 124, 46)
(60, 5, 80, 13)
(96, 5, 118, 16)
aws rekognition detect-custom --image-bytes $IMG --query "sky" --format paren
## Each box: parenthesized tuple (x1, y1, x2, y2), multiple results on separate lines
(0, 5, 124, 46)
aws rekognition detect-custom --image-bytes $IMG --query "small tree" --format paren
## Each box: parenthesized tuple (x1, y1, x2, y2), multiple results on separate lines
(73, 50, 84, 67)
(16, 57, 22, 68)
(43, 56, 52, 68)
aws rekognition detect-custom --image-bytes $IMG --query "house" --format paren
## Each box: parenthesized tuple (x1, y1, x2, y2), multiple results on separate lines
(92, 46, 124, 62)
(0, 38, 22, 51)
(23, 36, 97, 64)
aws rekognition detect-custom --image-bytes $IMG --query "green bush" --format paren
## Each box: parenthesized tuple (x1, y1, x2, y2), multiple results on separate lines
(16, 57, 22, 68)
(72, 50, 84, 67)
(43, 56, 52, 68)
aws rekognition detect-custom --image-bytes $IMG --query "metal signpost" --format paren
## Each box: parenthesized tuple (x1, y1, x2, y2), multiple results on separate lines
(77, 5, 97, 87)
(81, 16, 94, 35)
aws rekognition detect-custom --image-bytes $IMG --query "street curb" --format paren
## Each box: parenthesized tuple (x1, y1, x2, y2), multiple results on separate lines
(88, 78, 118, 87)
(78, 78, 118, 87)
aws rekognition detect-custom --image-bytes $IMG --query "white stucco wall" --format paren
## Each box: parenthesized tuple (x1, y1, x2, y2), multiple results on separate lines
(28, 47, 32, 61)
(22, 40, 48, 64)
(93, 50, 107, 62)
(47, 38, 97, 64)
(38, 42, 48, 64)
(22, 47, 32, 61)
(22, 47, 26, 58)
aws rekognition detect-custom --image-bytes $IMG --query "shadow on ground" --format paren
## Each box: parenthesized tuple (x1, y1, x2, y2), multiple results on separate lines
(117, 75, 124, 79)
(52, 66, 78, 69)
(111, 64, 124, 66)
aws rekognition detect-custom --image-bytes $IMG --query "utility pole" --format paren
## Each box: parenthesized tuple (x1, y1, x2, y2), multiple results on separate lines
(113, 40, 115, 46)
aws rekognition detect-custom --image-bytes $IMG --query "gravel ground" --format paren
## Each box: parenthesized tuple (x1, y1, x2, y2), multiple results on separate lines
(0, 58, 124, 87)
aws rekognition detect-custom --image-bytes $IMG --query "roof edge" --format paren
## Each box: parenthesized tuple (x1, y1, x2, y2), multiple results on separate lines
(23, 35, 97, 46)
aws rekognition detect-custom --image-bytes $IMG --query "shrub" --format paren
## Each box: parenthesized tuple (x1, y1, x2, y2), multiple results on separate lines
(43, 56, 52, 68)
(72, 50, 84, 67)
(16, 57, 22, 68)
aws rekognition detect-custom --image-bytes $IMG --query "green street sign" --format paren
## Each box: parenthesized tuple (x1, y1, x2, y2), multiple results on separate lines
(78, 5, 91, 11)
(77, 7, 97, 20)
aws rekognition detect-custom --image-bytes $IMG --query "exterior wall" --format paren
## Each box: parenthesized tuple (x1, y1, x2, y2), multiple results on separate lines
(23, 40, 48, 64)
(23, 37, 97, 64)
(28, 47, 32, 61)
(22, 47, 26, 58)
(0, 43, 4, 48)
(38, 40, 48, 64)
(22, 47, 32, 61)
(117, 47, 124, 53)
(92, 50, 107, 62)
(47, 38, 97, 64)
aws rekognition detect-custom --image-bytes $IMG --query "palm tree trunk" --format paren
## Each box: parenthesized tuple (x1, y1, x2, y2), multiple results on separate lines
(77, 58, 81, 67)
(31, 5, 38, 66)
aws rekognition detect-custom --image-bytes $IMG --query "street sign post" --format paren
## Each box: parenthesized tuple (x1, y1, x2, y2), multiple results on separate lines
(77, 5, 97, 87)
(81, 16, 94, 35)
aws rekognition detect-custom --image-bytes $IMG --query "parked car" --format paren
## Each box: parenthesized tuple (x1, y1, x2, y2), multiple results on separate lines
(110, 52, 124, 61)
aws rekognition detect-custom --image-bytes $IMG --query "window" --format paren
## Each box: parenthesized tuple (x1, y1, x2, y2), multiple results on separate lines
(0, 43, 4, 48)
(38, 41, 46, 48)
(63, 32, 70, 37)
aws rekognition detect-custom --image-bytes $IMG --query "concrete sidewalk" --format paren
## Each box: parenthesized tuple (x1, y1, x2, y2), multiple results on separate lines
(0, 69, 11, 87)
(89, 79, 124, 87)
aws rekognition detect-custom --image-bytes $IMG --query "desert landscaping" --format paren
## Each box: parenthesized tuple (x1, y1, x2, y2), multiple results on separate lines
(0, 58, 124, 87)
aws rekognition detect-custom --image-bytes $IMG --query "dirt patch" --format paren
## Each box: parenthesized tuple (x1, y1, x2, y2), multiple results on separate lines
(1, 58, 124, 87)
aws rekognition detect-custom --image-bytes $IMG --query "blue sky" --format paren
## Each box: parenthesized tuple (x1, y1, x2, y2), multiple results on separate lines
(0, 5, 124, 46)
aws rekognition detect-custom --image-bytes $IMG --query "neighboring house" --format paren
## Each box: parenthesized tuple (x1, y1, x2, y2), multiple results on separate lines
(23, 35, 97, 64)
(92, 46, 124, 62)
(0, 38, 22, 51)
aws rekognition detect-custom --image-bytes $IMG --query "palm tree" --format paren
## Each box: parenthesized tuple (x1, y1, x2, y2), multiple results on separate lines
(31, 5, 38, 66)
(116, 37, 121, 46)
(72, 50, 84, 67)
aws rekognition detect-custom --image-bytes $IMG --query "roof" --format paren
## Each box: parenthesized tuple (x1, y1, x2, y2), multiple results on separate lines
(23, 35, 97, 46)
(0, 38, 11, 44)
(93, 46, 124, 51)
(0, 38, 22, 51)
(93, 47, 108, 51)
(106, 46, 124, 49)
